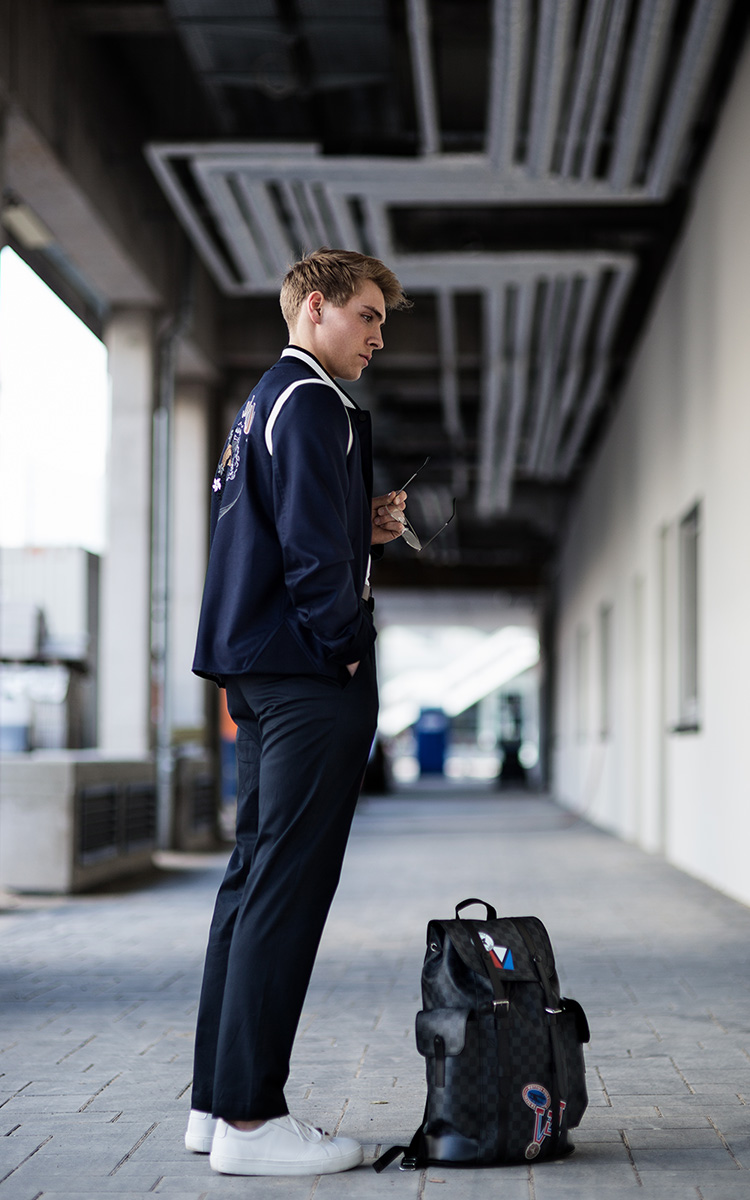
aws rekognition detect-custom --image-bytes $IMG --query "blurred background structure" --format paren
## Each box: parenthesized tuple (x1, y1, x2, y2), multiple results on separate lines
(1, 1, 749, 902)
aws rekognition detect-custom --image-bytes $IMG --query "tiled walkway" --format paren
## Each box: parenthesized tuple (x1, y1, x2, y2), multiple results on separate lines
(2, 788, 750, 1199)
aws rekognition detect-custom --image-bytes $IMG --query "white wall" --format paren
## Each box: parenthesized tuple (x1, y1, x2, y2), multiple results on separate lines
(553, 38, 750, 906)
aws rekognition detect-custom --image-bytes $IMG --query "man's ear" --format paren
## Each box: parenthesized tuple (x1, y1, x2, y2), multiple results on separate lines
(307, 290, 325, 324)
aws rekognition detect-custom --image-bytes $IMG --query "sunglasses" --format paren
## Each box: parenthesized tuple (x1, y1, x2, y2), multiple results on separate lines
(390, 457, 457, 552)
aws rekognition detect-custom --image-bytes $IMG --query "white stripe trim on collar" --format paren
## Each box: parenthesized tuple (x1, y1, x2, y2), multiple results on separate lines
(281, 347, 356, 408)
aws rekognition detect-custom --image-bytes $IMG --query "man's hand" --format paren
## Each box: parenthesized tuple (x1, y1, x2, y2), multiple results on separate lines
(372, 490, 407, 544)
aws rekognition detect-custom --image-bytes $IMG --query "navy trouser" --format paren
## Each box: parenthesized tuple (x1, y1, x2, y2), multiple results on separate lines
(190, 649, 378, 1121)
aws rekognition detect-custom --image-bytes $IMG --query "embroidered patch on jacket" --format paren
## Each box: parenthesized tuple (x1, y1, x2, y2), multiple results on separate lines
(212, 438, 232, 492)
(213, 397, 256, 492)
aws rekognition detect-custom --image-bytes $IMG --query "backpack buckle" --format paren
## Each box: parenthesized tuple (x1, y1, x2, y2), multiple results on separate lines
(400, 1156, 419, 1171)
(493, 999, 510, 1015)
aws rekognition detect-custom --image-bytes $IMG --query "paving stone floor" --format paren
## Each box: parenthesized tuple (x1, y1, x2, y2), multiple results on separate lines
(1, 787, 750, 1200)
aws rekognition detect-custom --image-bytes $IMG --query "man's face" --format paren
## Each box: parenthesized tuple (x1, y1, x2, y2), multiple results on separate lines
(314, 279, 386, 381)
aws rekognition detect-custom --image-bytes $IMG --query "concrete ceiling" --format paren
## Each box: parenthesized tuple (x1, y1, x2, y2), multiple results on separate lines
(22, 1, 750, 586)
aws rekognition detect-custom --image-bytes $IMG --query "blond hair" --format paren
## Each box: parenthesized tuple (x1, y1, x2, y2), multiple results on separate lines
(280, 247, 411, 328)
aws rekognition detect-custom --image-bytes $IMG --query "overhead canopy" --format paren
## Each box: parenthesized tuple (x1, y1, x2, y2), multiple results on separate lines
(6, 0, 749, 588)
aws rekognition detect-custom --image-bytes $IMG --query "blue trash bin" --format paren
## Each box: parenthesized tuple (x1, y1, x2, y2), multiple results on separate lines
(415, 707, 449, 775)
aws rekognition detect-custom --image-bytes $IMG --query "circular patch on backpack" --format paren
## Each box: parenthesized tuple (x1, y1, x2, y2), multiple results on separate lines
(525, 1141, 541, 1160)
(522, 1083, 551, 1111)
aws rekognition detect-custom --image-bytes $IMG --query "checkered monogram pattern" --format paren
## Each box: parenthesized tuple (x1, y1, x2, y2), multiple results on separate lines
(414, 907, 589, 1166)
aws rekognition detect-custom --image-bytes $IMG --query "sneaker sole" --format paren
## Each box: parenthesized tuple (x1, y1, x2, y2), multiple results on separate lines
(209, 1146, 363, 1176)
(185, 1134, 214, 1154)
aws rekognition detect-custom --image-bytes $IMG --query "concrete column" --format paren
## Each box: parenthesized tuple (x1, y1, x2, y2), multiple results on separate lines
(170, 378, 211, 736)
(99, 308, 155, 754)
(0, 102, 7, 256)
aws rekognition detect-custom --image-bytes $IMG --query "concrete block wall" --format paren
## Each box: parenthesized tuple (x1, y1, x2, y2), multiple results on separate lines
(0, 752, 156, 893)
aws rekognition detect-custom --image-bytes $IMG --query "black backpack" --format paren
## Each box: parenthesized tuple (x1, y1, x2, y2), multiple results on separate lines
(374, 898, 590, 1172)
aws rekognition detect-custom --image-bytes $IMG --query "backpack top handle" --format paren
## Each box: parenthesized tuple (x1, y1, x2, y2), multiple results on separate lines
(455, 897, 498, 921)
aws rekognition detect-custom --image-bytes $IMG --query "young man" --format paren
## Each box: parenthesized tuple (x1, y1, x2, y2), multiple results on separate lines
(185, 249, 411, 1176)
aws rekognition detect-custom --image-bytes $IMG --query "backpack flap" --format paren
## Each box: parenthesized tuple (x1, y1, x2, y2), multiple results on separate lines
(422, 916, 553, 1012)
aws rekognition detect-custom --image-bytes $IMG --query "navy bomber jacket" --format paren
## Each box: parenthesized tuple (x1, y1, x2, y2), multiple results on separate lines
(192, 346, 377, 684)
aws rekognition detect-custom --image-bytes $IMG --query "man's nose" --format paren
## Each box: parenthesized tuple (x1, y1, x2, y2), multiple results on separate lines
(369, 328, 384, 351)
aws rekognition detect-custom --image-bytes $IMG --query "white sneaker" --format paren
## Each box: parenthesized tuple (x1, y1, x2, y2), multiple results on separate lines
(184, 1109, 218, 1153)
(209, 1115, 364, 1176)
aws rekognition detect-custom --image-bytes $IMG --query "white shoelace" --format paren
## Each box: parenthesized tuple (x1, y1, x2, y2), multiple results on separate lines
(278, 1115, 329, 1143)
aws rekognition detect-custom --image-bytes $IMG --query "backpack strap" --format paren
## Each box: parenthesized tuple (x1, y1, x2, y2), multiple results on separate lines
(372, 1107, 428, 1172)
(464, 923, 512, 1163)
(464, 925, 510, 1016)
(510, 919, 569, 1154)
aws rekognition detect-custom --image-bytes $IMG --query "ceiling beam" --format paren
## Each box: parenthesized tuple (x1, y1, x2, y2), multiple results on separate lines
(495, 281, 534, 512)
(486, 0, 528, 170)
(437, 289, 470, 497)
(527, 275, 575, 473)
(559, 263, 635, 475)
(559, 0, 613, 178)
(527, 0, 576, 178)
(406, 0, 441, 156)
(537, 273, 600, 475)
(436, 290, 463, 441)
(646, 0, 735, 196)
(609, 0, 678, 190)
(476, 287, 506, 519)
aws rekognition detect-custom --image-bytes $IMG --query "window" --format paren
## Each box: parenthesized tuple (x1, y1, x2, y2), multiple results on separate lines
(678, 504, 700, 729)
